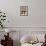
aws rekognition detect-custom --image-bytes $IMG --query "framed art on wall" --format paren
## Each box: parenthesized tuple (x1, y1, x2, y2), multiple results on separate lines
(20, 6, 28, 16)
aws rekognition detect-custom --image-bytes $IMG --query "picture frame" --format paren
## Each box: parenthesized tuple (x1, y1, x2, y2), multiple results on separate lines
(20, 6, 28, 16)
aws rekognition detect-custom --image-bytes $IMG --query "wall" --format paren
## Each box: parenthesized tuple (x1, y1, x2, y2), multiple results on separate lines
(0, 0, 46, 27)
(31, 0, 46, 27)
(0, 0, 32, 27)
(0, 1, 46, 46)
(0, 0, 46, 46)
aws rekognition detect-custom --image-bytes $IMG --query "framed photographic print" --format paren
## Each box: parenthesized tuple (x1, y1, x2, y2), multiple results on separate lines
(20, 6, 28, 16)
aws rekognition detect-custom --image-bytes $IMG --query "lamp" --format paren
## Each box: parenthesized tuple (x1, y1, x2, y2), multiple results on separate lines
(5, 29, 9, 33)
(5, 29, 10, 37)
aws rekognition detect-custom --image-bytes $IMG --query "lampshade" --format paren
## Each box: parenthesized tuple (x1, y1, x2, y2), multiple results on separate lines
(5, 29, 10, 33)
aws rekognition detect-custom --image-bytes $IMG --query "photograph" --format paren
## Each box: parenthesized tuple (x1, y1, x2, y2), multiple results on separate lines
(20, 6, 28, 16)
